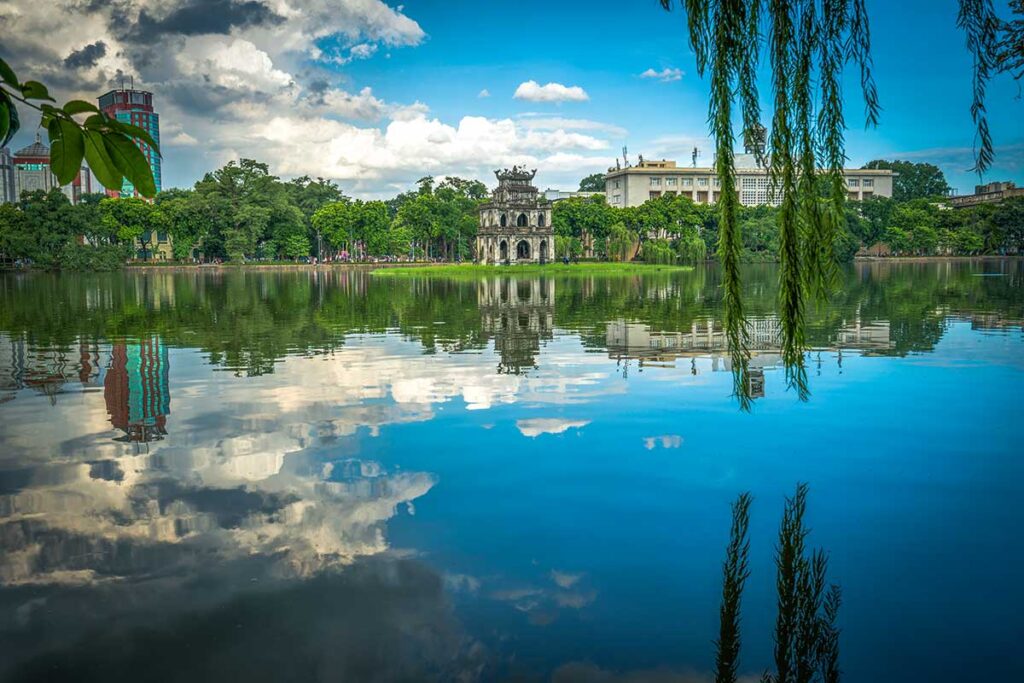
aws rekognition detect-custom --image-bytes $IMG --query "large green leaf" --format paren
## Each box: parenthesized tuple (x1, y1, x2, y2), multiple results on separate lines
(111, 120, 161, 156)
(20, 80, 54, 101)
(0, 57, 17, 88)
(0, 97, 9, 147)
(0, 91, 19, 147)
(83, 113, 107, 130)
(48, 118, 85, 185)
(82, 129, 122, 191)
(64, 100, 100, 116)
(104, 133, 156, 198)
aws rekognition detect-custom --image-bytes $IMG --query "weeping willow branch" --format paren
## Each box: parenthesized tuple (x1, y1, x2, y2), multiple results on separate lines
(847, 0, 880, 127)
(710, 1, 752, 406)
(958, 0, 1000, 174)
(715, 492, 752, 683)
(659, 0, 881, 406)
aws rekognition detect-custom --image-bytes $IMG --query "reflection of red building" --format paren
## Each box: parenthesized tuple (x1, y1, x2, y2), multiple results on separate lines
(104, 337, 170, 442)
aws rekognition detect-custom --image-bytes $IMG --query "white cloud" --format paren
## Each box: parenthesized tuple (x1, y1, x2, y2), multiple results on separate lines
(517, 114, 627, 138)
(0, 1, 616, 194)
(175, 37, 293, 91)
(478, 89, 491, 98)
(513, 80, 589, 103)
(640, 67, 684, 82)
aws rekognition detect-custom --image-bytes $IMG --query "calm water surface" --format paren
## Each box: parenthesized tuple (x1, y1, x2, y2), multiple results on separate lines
(0, 261, 1021, 682)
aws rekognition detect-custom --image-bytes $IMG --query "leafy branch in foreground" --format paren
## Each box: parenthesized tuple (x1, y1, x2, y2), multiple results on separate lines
(0, 57, 160, 198)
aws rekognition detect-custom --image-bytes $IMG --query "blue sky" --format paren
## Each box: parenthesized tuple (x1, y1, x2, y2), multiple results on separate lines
(3, 0, 1021, 195)
(349, 0, 1023, 193)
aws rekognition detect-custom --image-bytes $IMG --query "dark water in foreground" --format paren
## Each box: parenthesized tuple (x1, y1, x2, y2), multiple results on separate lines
(0, 260, 1021, 682)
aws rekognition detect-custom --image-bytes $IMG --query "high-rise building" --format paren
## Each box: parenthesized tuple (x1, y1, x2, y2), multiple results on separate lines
(98, 87, 162, 198)
(3, 134, 94, 204)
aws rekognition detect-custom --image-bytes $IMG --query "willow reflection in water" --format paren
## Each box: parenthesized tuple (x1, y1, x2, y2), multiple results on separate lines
(0, 260, 1021, 682)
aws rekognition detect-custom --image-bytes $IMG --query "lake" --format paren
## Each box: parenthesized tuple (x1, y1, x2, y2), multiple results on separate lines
(0, 260, 1020, 682)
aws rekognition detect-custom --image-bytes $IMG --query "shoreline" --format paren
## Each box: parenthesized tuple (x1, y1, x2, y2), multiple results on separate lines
(2, 254, 1020, 274)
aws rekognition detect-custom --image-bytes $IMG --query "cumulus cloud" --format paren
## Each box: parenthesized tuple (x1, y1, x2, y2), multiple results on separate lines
(1, 1, 617, 194)
(640, 67, 684, 82)
(514, 80, 590, 103)
(478, 88, 491, 98)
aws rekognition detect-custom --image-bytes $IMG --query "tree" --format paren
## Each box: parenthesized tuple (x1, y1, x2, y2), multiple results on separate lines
(99, 197, 166, 260)
(553, 195, 618, 255)
(862, 160, 951, 201)
(157, 189, 208, 260)
(605, 222, 635, 261)
(578, 173, 605, 192)
(855, 196, 897, 247)
(193, 159, 283, 262)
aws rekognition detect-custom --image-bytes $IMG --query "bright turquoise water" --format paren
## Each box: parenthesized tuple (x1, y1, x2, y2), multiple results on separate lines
(0, 261, 1020, 682)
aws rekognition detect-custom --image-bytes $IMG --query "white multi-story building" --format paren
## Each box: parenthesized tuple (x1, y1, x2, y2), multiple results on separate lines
(603, 154, 895, 208)
(1, 134, 95, 205)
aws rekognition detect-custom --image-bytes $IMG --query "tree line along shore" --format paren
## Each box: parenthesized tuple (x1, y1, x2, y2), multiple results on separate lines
(1, 158, 1021, 271)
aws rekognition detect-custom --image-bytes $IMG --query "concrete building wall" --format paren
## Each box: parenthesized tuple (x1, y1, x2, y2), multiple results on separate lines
(605, 160, 895, 208)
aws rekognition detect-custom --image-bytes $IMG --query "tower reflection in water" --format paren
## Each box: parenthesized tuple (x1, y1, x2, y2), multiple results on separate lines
(104, 336, 170, 443)
(478, 277, 554, 375)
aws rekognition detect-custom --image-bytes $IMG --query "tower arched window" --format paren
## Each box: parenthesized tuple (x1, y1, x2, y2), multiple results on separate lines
(517, 213, 527, 227)
(500, 213, 507, 227)
(537, 212, 545, 227)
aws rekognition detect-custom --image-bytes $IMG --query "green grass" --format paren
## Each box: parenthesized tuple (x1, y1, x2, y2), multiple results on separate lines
(370, 262, 694, 278)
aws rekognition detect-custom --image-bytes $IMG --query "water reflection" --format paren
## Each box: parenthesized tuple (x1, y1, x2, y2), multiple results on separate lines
(0, 260, 1022, 681)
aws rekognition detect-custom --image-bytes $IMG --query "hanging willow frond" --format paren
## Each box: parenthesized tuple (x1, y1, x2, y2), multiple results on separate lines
(709, 0, 752, 407)
(958, 0, 1000, 174)
(660, 0, 880, 407)
(847, 0, 880, 127)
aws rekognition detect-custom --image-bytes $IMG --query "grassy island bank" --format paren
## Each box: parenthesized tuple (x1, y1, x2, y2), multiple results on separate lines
(369, 262, 694, 278)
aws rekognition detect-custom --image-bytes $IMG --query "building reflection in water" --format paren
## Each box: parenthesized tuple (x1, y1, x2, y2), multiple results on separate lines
(0, 336, 106, 405)
(104, 336, 170, 443)
(605, 316, 894, 399)
(478, 277, 555, 375)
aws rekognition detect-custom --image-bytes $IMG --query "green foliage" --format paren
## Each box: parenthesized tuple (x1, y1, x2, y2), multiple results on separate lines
(996, 1, 1024, 79)
(99, 196, 167, 259)
(0, 56, 160, 196)
(641, 238, 676, 264)
(605, 222, 636, 262)
(577, 173, 605, 192)
(862, 160, 951, 201)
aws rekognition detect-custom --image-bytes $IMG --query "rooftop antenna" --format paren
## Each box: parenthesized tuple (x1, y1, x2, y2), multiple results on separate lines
(692, 146, 700, 168)
(622, 145, 629, 168)
(130, 75, 134, 90)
